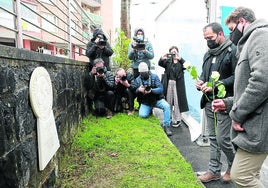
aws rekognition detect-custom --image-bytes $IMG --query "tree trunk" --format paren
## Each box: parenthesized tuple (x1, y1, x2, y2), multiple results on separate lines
(121, 0, 131, 38)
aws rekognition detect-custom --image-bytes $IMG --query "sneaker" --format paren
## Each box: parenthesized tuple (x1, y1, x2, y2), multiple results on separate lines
(127, 110, 135, 116)
(223, 169, 231, 182)
(172, 121, 181, 127)
(198, 172, 221, 183)
(106, 110, 113, 119)
(164, 126, 172, 136)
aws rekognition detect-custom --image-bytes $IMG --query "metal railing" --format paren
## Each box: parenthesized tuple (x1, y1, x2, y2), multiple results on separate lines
(0, 0, 103, 60)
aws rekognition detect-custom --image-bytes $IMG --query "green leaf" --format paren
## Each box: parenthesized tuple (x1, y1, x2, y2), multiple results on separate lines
(217, 84, 226, 98)
(190, 66, 198, 80)
(206, 82, 213, 87)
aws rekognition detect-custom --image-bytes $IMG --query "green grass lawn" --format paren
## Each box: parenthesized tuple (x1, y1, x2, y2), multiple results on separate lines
(56, 113, 203, 188)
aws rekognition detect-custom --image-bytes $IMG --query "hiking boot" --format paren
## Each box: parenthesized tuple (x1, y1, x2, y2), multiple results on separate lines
(127, 110, 135, 116)
(198, 172, 221, 183)
(172, 121, 181, 127)
(223, 169, 231, 182)
(164, 126, 172, 136)
(106, 110, 113, 119)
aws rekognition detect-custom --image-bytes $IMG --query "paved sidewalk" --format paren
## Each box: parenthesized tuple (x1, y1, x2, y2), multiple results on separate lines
(153, 106, 268, 187)
(168, 122, 236, 188)
(152, 108, 236, 187)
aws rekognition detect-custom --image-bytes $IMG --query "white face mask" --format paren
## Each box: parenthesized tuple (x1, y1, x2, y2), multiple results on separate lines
(136, 35, 144, 41)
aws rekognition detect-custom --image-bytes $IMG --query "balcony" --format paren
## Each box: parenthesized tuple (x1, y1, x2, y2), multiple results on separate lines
(82, 11, 102, 27)
(81, 0, 101, 8)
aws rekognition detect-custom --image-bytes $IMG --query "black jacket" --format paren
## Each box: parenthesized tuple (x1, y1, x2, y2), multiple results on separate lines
(86, 29, 113, 71)
(199, 39, 237, 108)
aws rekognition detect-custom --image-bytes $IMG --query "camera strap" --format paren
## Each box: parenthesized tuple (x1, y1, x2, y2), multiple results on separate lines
(140, 75, 151, 87)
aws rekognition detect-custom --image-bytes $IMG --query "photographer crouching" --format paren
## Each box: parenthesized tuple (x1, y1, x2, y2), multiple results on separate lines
(84, 58, 115, 119)
(113, 68, 136, 116)
(131, 62, 172, 136)
(86, 28, 113, 71)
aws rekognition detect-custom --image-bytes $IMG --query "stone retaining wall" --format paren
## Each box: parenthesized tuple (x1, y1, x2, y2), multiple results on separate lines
(0, 45, 88, 187)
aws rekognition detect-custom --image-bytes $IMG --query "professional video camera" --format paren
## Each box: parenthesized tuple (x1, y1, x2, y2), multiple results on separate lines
(96, 66, 105, 74)
(132, 36, 145, 50)
(95, 34, 107, 46)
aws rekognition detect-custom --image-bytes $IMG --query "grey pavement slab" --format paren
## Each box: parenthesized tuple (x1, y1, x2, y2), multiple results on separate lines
(168, 122, 236, 188)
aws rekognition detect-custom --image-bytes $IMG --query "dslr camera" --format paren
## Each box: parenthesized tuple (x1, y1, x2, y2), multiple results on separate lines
(144, 85, 151, 92)
(95, 34, 107, 46)
(132, 36, 145, 50)
(167, 53, 176, 60)
(96, 66, 104, 74)
(120, 75, 127, 81)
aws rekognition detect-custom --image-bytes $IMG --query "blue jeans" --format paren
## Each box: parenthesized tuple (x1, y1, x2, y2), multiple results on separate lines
(139, 99, 171, 127)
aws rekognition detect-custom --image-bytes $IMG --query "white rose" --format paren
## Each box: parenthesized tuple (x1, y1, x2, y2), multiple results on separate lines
(183, 61, 191, 69)
(211, 71, 220, 82)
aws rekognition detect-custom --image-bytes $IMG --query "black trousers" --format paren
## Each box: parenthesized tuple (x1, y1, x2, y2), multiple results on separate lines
(114, 88, 135, 112)
(94, 90, 115, 115)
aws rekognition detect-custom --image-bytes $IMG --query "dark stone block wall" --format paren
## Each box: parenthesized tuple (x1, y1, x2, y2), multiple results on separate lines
(0, 45, 89, 187)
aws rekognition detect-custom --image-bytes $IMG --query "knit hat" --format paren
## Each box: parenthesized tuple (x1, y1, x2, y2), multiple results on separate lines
(138, 62, 149, 72)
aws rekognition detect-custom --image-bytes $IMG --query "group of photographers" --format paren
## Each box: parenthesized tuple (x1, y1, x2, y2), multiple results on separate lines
(84, 27, 187, 136)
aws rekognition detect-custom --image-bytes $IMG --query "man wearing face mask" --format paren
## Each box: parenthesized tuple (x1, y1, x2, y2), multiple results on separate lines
(132, 62, 172, 136)
(196, 22, 237, 183)
(128, 28, 154, 78)
(211, 7, 268, 188)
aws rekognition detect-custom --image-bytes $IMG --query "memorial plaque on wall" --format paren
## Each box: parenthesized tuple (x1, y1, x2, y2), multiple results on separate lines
(29, 67, 60, 171)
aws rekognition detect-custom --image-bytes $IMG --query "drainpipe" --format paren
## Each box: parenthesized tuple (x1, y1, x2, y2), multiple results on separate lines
(15, 0, 23, 48)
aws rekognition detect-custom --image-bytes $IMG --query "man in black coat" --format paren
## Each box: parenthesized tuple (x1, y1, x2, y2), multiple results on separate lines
(86, 28, 113, 71)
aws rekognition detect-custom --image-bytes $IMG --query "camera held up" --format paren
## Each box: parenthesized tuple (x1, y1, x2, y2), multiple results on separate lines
(95, 34, 107, 46)
(167, 53, 176, 60)
(96, 66, 104, 74)
(144, 85, 151, 92)
(132, 36, 145, 50)
(120, 75, 127, 81)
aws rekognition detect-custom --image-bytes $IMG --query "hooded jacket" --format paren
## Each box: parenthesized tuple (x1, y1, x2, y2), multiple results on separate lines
(228, 19, 268, 153)
(86, 28, 113, 71)
(128, 28, 154, 69)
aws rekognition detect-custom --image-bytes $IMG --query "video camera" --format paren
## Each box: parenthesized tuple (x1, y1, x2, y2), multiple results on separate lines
(96, 66, 105, 74)
(132, 36, 145, 50)
(95, 34, 107, 46)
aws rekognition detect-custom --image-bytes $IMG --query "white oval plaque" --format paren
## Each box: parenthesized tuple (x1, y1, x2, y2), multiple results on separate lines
(29, 67, 53, 119)
(29, 67, 60, 171)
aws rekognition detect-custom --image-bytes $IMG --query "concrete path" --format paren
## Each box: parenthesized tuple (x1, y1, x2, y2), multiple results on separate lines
(168, 122, 236, 188)
(153, 108, 268, 187)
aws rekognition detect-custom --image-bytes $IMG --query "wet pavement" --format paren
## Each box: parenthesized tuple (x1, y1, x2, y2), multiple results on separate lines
(168, 122, 237, 188)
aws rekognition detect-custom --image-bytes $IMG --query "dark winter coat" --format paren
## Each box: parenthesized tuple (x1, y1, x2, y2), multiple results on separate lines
(83, 68, 114, 99)
(158, 57, 189, 113)
(199, 38, 237, 109)
(86, 29, 113, 71)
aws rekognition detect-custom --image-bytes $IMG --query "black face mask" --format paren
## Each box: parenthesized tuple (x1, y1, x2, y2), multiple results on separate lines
(230, 23, 244, 45)
(207, 35, 220, 49)
(140, 72, 149, 80)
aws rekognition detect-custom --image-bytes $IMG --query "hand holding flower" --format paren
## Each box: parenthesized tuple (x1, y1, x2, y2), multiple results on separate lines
(212, 99, 226, 112)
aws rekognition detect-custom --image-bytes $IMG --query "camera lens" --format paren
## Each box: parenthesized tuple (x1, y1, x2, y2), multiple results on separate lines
(145, 85, 151, 91)
(120, 75, 127, 81)
(96, 67, 104, 74)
